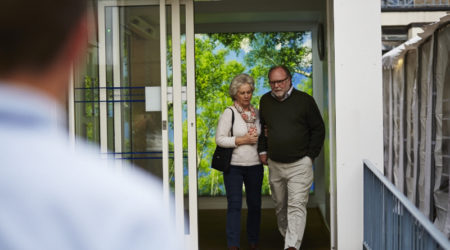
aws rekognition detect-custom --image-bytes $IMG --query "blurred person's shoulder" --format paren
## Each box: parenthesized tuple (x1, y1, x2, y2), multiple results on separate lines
(0, 133, 179, 249)
(0, 88, 179, 249)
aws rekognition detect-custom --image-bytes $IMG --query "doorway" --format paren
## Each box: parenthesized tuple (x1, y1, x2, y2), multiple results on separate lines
(70, 1, 331, 249)
(193, 1, 330, 249)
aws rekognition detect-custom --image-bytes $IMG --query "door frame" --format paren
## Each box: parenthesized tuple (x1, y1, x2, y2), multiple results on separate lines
(70, 0, 198, 249)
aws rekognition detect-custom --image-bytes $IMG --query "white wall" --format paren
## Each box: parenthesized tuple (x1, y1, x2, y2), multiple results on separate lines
(332, 0, 384, 249)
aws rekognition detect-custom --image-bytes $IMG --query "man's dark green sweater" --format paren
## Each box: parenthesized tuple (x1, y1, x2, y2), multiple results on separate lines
(257, 88, 325, 163)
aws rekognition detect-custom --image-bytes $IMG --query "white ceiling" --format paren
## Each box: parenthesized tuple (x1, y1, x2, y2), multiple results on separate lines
(193, 0, 326, 33)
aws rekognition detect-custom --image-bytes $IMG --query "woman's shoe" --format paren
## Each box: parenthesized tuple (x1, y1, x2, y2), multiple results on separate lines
(228, 246, 239, 250)
(249, 243, 259, 250)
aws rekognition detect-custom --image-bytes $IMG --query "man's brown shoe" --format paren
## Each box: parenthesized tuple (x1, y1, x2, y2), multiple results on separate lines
(228, 247, 239, 250)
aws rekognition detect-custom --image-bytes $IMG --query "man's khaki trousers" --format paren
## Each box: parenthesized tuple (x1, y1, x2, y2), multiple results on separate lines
(268, 156, 314, 250)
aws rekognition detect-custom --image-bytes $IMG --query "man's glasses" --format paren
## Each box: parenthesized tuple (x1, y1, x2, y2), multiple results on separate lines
(269, 76, 289, 85)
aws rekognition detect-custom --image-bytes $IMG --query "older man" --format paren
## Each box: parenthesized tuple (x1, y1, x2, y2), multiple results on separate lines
(258, 65, 325, 250)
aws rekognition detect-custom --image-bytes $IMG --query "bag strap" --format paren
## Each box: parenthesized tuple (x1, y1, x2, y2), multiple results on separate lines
(227, 107, 234, 136)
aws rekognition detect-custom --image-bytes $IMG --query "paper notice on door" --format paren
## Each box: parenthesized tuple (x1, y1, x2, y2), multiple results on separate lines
(145, 86, 161, 112)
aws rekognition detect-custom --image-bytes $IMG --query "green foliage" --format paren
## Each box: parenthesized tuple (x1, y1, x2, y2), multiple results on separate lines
(82, 75, 99, 143)
(193, 32, 312, 196)
(298, 77, 313, 96)
(195, 36, 245, 195)
(210, 32, 312, 89)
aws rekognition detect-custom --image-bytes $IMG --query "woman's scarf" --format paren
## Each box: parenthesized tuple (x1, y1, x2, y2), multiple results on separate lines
(233, 102, 258, 136)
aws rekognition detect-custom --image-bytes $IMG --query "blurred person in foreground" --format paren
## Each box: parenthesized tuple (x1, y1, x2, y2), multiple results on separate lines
(0, 1, 180, 249)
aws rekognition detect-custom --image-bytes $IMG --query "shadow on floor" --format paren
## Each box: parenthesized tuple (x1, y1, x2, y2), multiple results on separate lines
(199, 208, 330, 250)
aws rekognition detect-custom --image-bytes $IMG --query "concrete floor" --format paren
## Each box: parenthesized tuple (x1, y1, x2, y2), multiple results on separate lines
(198, 208, 330, 250)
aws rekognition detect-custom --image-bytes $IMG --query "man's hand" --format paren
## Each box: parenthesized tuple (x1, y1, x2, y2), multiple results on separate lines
(259, 154, 268, 165)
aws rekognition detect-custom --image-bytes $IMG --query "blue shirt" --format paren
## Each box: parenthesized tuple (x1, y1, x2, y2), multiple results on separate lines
(0, 84, 181, 250)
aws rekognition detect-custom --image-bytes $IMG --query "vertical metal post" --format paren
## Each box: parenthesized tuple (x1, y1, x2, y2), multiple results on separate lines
(185, 0, 198, 249)
(112, 7, 123, 168)
(98, 3, 108, 156)
(171, 0, 185, 241)
(160, 0, 170, 209)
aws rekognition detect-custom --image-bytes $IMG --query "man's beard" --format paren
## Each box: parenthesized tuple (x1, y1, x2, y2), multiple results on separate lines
(273, 90, 285, 98)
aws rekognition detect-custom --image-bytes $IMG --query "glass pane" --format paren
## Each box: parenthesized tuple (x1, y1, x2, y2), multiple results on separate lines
(74, 46, 100, 144)
(180, 5, 190, 234)
(106, 5, 163, 179)
(74, 1, 100, 145)
(105, 7, 115, 152)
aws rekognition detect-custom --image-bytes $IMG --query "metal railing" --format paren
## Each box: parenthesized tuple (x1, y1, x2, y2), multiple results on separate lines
(381, 0, 450, 9)
(363, 160, 450, 250)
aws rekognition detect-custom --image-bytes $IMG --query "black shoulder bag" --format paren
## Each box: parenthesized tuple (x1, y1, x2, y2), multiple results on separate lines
(211, 108, 235, 173)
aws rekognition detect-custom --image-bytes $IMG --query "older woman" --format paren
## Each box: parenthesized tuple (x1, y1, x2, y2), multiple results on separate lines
(216, 73, 263, 250)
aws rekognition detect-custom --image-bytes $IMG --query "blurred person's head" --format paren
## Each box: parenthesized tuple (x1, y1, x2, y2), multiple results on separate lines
(0, 0, 88, 102)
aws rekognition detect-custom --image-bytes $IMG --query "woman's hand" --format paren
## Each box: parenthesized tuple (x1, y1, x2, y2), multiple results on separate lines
(235, 133, 258, 146)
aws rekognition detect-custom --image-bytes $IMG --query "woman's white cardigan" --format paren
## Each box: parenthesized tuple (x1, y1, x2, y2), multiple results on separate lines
(215, 106, 261, 166)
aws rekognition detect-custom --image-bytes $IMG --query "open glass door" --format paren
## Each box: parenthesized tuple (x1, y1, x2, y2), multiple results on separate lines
(72, 0, 197, 249)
